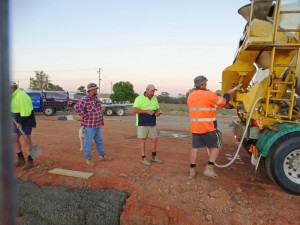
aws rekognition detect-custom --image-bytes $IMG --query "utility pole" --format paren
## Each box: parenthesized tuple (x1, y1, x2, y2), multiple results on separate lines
(97, 68, 101, 95)
(111, 81, 113, 94)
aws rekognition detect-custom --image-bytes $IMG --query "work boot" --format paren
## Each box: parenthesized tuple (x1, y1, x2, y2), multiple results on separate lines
(141, 157, 151, 166)
(22, 161, 33, 170)
(15, 157, 26, 167)
(151, 156, 163, 164)
(189, 167, 196, 178)
(85, 158, 95, 166)
(203, 165, 218, 178)
(99, 155, 113, 161)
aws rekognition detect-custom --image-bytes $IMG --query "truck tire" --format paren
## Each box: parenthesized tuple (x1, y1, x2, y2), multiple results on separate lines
(43, 107, 55, 116)
(268, 133, 300, 195)
(263, 157, 276, 184)
(105, 108, 114, 116)
(116, 107, 125, 116)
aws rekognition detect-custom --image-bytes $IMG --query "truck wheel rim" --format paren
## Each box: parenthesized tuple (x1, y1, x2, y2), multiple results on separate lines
(117, 109, 124, 116)
(283, 149, 300, 184)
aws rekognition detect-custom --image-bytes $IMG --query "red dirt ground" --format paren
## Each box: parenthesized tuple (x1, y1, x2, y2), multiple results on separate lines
(16, 110, 300, 225)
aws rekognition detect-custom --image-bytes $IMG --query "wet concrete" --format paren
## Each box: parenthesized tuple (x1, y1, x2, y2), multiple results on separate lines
(16, 179, 129, 225)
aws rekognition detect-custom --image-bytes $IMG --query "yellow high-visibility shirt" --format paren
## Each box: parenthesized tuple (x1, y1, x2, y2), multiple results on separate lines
(11, 89, 33, 116)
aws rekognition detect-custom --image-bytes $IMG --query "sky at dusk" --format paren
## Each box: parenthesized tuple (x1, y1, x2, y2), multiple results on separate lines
(10, 0, 251, 96)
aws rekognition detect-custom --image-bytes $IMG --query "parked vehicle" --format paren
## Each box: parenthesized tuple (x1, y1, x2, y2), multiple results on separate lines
(26, 91, 68, 116)
(102, 103, 133, 116)
(100, 98, 113, 104)
(98, 98, 133, 116)
(68, 92, 85, 107)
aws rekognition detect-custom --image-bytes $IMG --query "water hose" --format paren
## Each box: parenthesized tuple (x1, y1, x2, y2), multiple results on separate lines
(213, 97, 263, 168)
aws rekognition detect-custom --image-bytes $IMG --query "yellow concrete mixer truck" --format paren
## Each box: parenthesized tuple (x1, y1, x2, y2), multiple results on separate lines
(222, 0, 300, 195)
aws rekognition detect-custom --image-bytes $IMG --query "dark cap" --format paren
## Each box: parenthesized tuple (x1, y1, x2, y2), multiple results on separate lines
(194, 75, 208, 87)
(87, 83, 99, 92)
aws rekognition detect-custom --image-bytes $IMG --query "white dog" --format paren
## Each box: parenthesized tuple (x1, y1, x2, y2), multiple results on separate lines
(79, 126, 84, 151)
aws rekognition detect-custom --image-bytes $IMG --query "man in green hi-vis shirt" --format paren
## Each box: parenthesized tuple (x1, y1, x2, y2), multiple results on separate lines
(132, 84, 163, 166)
(10, 81, 36, 170)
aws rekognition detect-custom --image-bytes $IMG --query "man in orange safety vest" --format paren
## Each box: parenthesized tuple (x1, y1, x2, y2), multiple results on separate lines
(187, 75, 238, 178)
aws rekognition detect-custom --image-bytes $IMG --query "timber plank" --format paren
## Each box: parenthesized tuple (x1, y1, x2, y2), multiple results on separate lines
(48, 168, 94, 179)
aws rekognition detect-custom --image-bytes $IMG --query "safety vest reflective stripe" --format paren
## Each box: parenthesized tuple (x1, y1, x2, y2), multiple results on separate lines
(214, 97, 223, 108)
(190, 118, 216, 122)
(189, 107, 216, 111)
(187, 89, 224, 133)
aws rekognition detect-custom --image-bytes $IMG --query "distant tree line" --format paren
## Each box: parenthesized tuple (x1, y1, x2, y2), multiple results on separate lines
(157, 92, 188, 104)
(157, 88, 221, 104)
(28, 70, 221, 103)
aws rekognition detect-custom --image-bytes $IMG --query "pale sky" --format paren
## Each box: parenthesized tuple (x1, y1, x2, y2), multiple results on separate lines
(10, 0, 250, 96)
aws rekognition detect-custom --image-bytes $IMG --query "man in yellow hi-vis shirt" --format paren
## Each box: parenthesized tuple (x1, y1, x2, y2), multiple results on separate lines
(10, 81, 36, 170)
(132, 84, 162, 166)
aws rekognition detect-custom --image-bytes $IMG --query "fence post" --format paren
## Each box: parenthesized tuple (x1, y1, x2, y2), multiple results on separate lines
(0, 0, 16, 224)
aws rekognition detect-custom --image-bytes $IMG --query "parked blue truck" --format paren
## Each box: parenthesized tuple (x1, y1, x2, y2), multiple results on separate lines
(26, 91, 69, 116)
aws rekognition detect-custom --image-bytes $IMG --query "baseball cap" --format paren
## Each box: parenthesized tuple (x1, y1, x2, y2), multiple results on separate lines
(146, 84, 157, 91)
(194, 75, 208, 87)
(87, 83, 98, 91)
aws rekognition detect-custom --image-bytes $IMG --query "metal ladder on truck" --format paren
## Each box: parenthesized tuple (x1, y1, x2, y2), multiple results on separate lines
(248, 0, 300, 122)
(265, 0, 300, 121)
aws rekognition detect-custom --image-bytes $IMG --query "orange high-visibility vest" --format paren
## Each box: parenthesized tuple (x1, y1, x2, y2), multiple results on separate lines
(187, 89, 227, 134)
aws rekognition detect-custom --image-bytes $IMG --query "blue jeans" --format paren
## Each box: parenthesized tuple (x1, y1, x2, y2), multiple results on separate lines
(84, 127, 105, 159)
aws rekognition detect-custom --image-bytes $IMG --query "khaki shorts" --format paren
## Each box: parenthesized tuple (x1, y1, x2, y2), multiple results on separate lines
(137, 126, 157, 139)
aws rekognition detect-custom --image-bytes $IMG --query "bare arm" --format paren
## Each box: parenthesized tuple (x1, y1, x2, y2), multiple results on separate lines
(132, 108, 155, 115)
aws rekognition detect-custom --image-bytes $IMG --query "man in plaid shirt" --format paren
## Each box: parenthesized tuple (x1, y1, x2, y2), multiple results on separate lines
(74, 83, 112, 166)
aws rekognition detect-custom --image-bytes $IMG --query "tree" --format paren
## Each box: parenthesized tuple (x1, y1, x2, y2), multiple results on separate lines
(157, 92, 171, 103)
(29, 71, 50, 90)
(77, 86, 86, 94)
(176, 93, 187, 104)
(110, 81, 138, 103)
(215, 90, 222, 96)
(48, 83, 64, 91)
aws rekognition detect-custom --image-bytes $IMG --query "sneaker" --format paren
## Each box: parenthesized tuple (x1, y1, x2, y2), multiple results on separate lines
(21, 161, 33, 170)
(151, 156, 163, 164)
(15, 157, 26, 167)
(99, 155, 113, 161)
(203, 165, 218, 178)
(189, 167, 196, 178)
(141, 157, 151, 166)
(85, 158, 95, 166)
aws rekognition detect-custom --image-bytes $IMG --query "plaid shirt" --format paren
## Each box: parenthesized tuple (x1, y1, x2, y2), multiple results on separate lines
(74, 95, 104, 128)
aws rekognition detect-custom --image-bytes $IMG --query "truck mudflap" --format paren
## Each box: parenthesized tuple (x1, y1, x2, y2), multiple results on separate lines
(256, 123, 300, 157)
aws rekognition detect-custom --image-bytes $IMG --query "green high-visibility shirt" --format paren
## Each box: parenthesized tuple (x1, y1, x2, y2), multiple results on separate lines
(133, 94, 160, 126)
(11, 88, 33, 116)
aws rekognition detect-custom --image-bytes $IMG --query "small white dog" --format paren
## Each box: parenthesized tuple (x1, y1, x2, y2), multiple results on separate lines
(79, 126, 84, 151)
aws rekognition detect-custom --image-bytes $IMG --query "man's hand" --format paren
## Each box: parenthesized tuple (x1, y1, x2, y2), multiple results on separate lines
(155, 111, 162, 117)
(227, 83, 243, 95)
(16, 123, 23, 130)
(147, 110, 155, 115)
